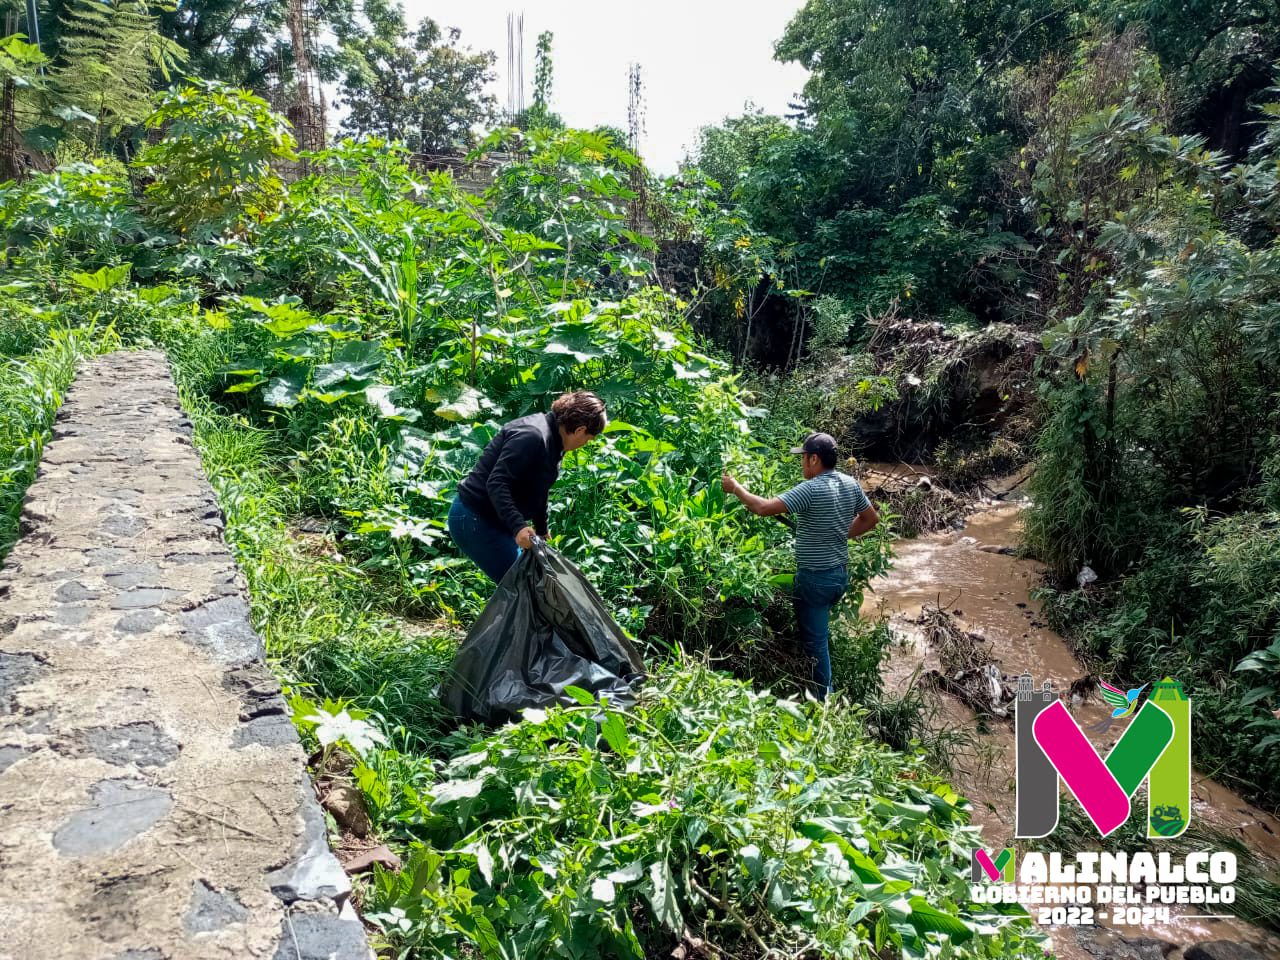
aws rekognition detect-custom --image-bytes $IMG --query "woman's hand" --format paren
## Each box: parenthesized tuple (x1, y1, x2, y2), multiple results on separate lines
(722, 473, 738, 495)
(516, 526, 537, 550)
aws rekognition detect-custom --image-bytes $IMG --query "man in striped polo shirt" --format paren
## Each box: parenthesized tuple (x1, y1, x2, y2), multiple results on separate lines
(722, 433, 879, 699)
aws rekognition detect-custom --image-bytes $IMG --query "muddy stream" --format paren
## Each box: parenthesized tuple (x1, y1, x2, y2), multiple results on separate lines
(857, 467, 1280, 960)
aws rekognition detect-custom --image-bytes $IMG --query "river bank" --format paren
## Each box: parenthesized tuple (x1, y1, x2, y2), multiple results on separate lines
(859, 480, 1280, 960)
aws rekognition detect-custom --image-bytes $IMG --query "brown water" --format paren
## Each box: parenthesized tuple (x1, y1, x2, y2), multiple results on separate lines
(861, 499, 1280, 958)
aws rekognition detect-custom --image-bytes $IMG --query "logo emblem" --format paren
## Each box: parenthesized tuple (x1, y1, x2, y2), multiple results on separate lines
(971, 847, 1015, 883)
(1014, 676, 1191, 839)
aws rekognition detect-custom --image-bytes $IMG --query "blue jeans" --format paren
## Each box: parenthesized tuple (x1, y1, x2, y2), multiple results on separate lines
(794, 566, 848, 699)
(448, 496, 519, 584)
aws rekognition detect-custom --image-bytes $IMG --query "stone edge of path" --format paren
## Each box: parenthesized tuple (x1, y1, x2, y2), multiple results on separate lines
(0, 350, 372, 960)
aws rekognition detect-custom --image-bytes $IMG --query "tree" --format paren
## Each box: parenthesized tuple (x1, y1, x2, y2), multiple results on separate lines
(145, 0, 355, 93)
(520, 30, 562, 130)
(689, 105, 789, 201)
(335, 0, 495, 154)
(49, 0, 185, 153)
(0, 32, 48, 179)
(1104, 0, 1280, 155)
(776, 0, 1077, 198)
(133, 79, 297, 234)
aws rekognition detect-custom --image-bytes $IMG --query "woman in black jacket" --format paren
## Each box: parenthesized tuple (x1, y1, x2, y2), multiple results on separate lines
(448, 391, 607, 582)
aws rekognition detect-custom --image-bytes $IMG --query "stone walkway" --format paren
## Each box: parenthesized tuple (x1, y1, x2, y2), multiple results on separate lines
(0, 352, 370, 960)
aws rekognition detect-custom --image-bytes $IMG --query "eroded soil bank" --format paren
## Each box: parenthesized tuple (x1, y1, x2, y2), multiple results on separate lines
(861, 486, 1280, 960)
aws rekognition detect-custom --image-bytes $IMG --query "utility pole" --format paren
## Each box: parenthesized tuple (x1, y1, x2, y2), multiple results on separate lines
(506, 12, 525, 122)
(627, 63, 646, 232)
(24, 0, 42, 55)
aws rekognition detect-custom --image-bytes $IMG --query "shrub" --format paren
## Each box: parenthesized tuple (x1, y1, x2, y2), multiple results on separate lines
(134, 79, 297, 235)
(359, 664, 1042, 959)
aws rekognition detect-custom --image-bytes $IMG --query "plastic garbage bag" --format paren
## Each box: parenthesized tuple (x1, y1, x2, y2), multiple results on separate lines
(443, 539, 646, 724)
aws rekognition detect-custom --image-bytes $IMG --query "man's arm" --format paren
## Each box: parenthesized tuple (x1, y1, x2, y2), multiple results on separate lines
(722, 474, 788, 517)
(848, 504, 879, 539)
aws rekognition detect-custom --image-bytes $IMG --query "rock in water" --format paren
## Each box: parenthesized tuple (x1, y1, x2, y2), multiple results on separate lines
(1184, 943, 1266, 960)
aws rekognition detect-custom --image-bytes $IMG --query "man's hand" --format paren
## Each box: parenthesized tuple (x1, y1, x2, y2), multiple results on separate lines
(723, 474, 788, 518)
(516, 526, 536, 550)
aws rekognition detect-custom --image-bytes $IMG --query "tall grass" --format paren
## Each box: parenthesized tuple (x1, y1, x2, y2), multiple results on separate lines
(168, 339, 459, 749)
(0, 332, 87, 561)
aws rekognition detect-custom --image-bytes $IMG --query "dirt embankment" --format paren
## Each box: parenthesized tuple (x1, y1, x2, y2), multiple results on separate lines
(853, 309, 1040, 460)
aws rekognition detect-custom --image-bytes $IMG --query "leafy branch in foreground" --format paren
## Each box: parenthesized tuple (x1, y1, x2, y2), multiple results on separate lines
(359, 664, 1042, 959)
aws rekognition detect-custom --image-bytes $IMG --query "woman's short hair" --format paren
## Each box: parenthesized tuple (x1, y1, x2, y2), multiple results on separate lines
(552, 391, 607, 435)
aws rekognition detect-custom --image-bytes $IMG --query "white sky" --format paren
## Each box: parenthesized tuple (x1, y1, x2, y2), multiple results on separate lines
(398, 1, 811, 172)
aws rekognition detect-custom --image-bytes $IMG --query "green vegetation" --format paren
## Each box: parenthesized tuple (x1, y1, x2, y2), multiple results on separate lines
(0, 332, 89, 558)
(334, 4, 497, 153)
(357, 665, 1031, 959)
(687, 3, 1280, 813)
(5, 0, 1280, 953)
(0, 72, 1020, 956)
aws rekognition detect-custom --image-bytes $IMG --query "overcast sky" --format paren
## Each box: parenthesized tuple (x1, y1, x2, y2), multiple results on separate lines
(398, 1, 810, 172)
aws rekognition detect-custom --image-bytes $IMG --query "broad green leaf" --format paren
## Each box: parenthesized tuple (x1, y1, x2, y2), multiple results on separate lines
(602, 420, 641, 434)
(906, 897, 973, 943)
(873, 799, 932, 822)
(263, 310, 316, 338)
(308, 384, 372, 404)
(245, 299, 315, 338)
(562, 685, 595, 705)
(0, 36, 46, 66)
(466, 911, 503, 958)
(672, 360, 711, 380)
(262, 371, 305, 408)
(366, 384, 421, 422)
(606, 862, 643, 884)
(545, 338, 604, 364)
(136, 284, 180, 304)
(624, 434, 676, 455)
(847, 898, 877, 925)
(70, 264, 131, 293)
(312, 341, 382, 389)
(645, 859, 682, 931)
(601, 712, 630, 755)
(224, 378, 266, 394)
(430, 384, 491, 422)
(431, 777, 486, 808)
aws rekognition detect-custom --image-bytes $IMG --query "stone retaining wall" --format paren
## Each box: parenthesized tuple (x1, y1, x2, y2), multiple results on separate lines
(0, 351, 370, 960)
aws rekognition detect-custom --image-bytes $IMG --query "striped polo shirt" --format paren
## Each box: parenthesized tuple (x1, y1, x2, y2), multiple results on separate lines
(779, 470, 872, 571)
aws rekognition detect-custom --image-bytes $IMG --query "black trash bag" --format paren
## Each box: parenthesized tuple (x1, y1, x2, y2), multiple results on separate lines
(443, 539, 646, 724)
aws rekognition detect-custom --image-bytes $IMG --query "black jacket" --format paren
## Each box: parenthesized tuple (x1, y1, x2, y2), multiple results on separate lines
(457, 412, 564, 537)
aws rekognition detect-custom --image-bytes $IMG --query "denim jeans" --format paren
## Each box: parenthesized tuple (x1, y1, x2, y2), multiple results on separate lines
(448, 496, 519, 584)
(794, 565, 849, 699)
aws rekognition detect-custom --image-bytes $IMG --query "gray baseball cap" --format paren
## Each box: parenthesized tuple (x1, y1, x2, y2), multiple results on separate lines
(790, 432, 838, 457)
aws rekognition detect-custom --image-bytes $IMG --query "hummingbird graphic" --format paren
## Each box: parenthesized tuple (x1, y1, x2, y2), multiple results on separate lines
(1088, 679, 1148, 734)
